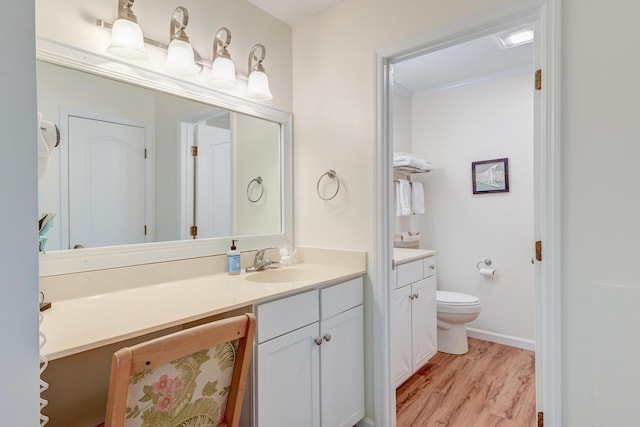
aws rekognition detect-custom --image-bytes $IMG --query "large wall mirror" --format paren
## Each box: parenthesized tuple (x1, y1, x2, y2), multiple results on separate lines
(37, 39, 292, 276)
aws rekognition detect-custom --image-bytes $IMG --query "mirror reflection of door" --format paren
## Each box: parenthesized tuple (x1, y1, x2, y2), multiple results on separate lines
(68, 115, 149, 249)
(194, 123, 231, 239)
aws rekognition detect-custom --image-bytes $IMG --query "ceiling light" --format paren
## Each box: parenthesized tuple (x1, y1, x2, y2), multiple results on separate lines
(496, 28, 534, 49)
(208, 27, 237, 89)
(246, 44, 273, 101)
(107, 0, 147, 59)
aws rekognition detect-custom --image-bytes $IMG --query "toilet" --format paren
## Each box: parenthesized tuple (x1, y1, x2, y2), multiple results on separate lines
(436, 291, 481, 354)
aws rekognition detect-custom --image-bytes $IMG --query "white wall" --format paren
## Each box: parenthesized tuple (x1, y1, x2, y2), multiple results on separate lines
(0, 1, 40, 424)
(562, 1, 640, 425)
(393, 87, 421, 236)
(37, 61, 156, 249)
(232, 113, 281, 235)
(412, 73, 535, 344)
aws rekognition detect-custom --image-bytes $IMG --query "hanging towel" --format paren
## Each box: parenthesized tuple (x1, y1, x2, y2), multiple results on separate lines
(411, 181, 425, 214)
(396, 180, 412, 216)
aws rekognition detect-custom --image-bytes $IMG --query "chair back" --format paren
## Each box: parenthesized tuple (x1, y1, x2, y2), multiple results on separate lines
(104, 313, 256, 427)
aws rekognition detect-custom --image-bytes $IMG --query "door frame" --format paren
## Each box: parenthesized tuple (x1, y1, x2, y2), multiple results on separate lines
(60, 108, 153, 249)
(373, 1, 561, 426)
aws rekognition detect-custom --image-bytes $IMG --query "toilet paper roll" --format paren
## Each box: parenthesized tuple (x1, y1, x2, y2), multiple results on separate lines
(479, 267, 496, 277)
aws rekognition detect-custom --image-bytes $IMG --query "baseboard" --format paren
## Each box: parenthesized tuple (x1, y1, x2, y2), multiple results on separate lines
(466, 327, 536, 351)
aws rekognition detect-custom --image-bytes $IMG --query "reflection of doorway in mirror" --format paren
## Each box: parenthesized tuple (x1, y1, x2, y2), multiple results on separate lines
(194, 124, 231, 239)
(68, 116, 150, 249)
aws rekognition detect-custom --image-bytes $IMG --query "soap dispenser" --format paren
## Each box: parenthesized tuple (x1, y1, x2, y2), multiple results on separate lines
(227, 240, 241, 275)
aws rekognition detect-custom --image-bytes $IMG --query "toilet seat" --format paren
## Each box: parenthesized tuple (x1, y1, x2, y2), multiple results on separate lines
(437, 291, 480, 306)
(436, 291, 481, 314)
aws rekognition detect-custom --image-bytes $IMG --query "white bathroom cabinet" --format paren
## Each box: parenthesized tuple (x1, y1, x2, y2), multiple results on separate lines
(254, 277, 364, 427)
(392, 256, 437, 388)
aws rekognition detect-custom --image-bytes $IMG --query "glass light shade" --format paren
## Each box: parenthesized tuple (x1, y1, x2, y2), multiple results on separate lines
(246, 70, 273, 100)
(165, 39, 199, 76)
(107, 19, 147, 59)
(208, 57, 237, 89)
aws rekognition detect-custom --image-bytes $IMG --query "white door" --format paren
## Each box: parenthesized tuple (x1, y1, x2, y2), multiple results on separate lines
(68, 116, 147, 249)
(256, 323, 321, 427)
(195, 124, 231, 238)
(320, 305, 365, 427)
(391, 284, 413, 388)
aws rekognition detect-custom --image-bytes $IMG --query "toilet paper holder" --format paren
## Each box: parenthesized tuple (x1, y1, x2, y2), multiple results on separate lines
(476, 259, 493, 270)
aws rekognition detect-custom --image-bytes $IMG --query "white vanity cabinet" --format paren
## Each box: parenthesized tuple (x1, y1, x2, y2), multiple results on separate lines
(392, 255, 437, 388)
(254, 277, 364, 427)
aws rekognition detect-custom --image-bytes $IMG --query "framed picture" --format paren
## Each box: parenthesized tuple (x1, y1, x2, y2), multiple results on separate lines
(472, 158, 509, 194)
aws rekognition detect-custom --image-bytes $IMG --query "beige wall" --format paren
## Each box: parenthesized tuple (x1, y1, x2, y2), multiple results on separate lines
(291, 0, 512, 422)
(293, 0, 640, 425)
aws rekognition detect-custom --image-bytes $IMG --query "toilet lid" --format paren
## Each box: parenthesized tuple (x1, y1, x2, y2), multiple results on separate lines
(437, 291, 480, 306)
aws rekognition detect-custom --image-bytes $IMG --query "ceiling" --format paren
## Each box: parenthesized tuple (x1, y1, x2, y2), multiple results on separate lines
(248, 0, 344, 25)
(247, 1, 534, 95)
(392, 33, 534, 95)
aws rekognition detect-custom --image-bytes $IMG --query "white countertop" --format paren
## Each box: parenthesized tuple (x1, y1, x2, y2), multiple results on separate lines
(41, 263, 364, 360)
(393, 248, 436, 266)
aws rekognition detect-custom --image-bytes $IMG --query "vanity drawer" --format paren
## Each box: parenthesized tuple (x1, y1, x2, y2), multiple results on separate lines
(424, 256, 437, 278)
(320, 276, 363, 320)
(256, 290, 319, 343)
(396, 259, 423, 289)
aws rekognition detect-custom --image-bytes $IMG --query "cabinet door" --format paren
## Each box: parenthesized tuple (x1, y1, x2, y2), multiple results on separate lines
(320, 305, 364, 427)
(256, 323, 320, 427)
(391, 285, 413, 388)
(412, 276, 437, 370)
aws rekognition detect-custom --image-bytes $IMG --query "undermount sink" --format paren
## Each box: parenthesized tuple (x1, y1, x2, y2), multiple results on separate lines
(245, 268, 314, 283)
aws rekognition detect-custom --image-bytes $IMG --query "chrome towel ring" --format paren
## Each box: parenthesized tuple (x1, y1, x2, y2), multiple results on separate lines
(317, 169, 340, 201)
(247, 176, 264, 203)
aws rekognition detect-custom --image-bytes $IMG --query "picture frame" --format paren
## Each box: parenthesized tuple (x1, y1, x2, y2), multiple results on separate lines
(472, 158, 509, 194)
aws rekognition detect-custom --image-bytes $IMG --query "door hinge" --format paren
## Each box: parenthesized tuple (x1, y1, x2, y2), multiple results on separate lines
(535, 241, 542, 262)
(144, 225, 147, 236)
(535, 69, 542, 90)
(190, 225, 198, 238)
(191, 146, 198, 157)
(538, 411, 544, 427)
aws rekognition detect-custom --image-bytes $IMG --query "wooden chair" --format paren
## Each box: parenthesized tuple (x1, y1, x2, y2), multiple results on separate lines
(103, 313, 256, 427)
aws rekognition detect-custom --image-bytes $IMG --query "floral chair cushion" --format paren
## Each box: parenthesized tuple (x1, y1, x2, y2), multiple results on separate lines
(123, 339, 239, 427)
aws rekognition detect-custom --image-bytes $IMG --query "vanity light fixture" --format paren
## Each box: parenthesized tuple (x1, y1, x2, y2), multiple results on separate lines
(107, 0, 147, 59)
(208, 27, 238, 89)
(165, 6, 202, 76)
(246, 44, 273, 101)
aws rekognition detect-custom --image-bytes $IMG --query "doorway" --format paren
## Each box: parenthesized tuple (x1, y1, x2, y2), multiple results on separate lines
(374, 3, 561, 426)
(61, 110, 152, 250)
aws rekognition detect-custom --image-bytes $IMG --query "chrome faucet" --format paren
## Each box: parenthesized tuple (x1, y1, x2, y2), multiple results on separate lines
(246, 248, 274, 272)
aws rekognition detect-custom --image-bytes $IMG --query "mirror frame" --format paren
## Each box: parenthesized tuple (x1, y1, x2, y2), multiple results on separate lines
(37, 36, 293, 276)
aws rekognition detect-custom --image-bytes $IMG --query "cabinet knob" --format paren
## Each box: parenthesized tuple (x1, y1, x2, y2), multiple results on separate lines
(429, 264, 435, 270)
(323, 333, 332, 342)
(408, 294, 414, 300)
(414, 293, 419, 299)
(314, 337, 323, 346)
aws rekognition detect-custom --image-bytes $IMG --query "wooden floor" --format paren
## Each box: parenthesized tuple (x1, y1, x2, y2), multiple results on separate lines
(396, 338, 536, 427)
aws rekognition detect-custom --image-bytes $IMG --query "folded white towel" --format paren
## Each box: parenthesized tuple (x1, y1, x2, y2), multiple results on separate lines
(411, 181, 425, 214)
(393, 152, 433, 171)
(396, 180, 411, 216)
